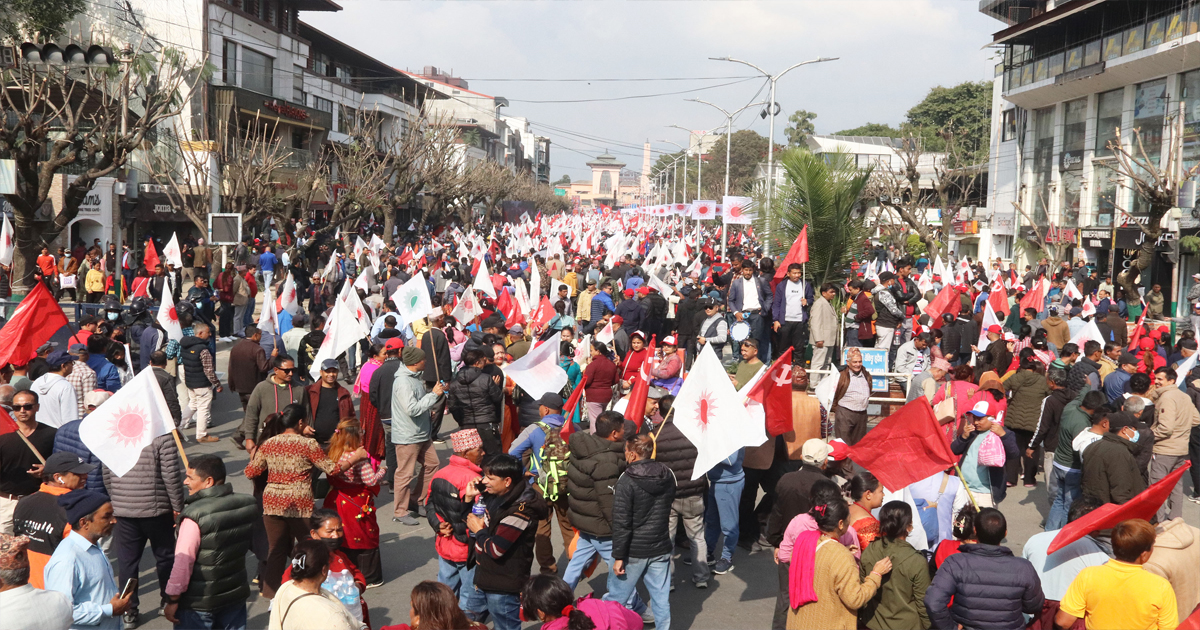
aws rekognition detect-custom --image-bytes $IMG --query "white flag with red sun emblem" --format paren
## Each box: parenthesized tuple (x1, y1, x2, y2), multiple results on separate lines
(0, 214, 13, 266)
(79, 366, 177, 476)
(672, 343, 761, 480)
(279, 272, 300, 316)
(721, 196, 756, 225)
(156, 288, 183, 341)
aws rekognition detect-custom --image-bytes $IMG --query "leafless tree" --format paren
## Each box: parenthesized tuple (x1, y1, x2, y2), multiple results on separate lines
(0, 45, 206, 291)
(380, 108, 458, 243)
(1011, 189, 1073, 270)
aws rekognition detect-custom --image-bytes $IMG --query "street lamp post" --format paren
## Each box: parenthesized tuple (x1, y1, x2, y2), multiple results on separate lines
(659, 139, 688, 204)
(710, 56, 837, 254)
(687, 98, 767, 261)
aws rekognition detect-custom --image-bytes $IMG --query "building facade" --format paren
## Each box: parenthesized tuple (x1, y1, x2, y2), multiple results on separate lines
(555, 154, 645, 210)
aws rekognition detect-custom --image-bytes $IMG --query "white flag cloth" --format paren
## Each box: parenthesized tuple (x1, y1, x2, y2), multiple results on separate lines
(690, 200, 717, 221)
(504, 338, 567, 399)
(79, 366, 177, 477)
(392, 272, 433, 327)
(340, 285, 372, 331)
(1081, 296, 1096, 318)
(279, 272, 300, 316)
(162, 233, 184, 268)
(673, 343, 763, 480)
(257, 285, 277, 334)
(369, 234, 385, 253)
(472, 262, 497, 300)
(1069, 319, 1106, 348)
(977, 301, 1000, 351)
(529, 257, 541, 308)
(1064, 279, 1084, 302)
(451, 290, 483, 324)
(156, 290, 183, 342)
(0, 214, 13, 266)
(310, 300, 370, 379)
(721, 196, 756, 225)
(353, 267, 375, 292)
(353, 236, 370, 261)
(595, 321, 615, 344)
(1175, 351, 1199, 386)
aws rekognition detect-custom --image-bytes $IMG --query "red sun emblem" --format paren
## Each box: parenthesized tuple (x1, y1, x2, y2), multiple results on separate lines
(167, 306, 178, 321)
(729, 205, 743, 217)
(695, 391, 719, 427)
(108, 405, 147, 447)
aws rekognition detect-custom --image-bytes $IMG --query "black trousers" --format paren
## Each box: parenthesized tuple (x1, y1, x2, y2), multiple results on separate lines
(1007, 428, 1040, 487)
(343, 547, 382, 585)
(426, 389, 447, 439)
(775, 321, 807, 364)
(737, 463, 785, 546)
(218, 302, 234, 337)
(773, 560, 790, 630)
(1189, 425, 1200, 495)
(115, 514, 176, 611)
(464, 423, 502, 456)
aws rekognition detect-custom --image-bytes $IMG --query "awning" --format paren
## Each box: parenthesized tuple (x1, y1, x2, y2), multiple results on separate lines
(992, 0, 1107, 45)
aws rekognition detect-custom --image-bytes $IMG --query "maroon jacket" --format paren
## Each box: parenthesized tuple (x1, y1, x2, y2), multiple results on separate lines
(305, 382, 355, 426)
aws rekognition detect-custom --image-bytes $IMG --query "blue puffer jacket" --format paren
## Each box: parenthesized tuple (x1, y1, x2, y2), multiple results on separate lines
(52, 419, 107, 495)
(924, 543, 1044, 630)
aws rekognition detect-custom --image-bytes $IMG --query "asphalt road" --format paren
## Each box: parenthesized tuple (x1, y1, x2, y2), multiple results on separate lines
(120, 340, 1199, 630)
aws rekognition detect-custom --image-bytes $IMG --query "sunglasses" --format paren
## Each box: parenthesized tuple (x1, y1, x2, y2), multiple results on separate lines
(12, 404, 35, 411)
(277, 367, 295, 373)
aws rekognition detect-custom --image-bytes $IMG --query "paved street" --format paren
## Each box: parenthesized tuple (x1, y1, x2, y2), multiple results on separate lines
(123, 340, 1200, 630)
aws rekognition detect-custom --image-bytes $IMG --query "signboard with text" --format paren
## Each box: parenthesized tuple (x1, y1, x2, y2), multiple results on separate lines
(844, 347, 888, 392)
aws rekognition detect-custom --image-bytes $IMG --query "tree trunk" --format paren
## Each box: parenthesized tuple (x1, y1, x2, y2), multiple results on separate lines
(383, 208, 396, 246)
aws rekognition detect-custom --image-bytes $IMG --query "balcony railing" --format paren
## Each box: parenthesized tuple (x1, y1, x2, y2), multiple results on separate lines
(1001, 2, 1200, 92)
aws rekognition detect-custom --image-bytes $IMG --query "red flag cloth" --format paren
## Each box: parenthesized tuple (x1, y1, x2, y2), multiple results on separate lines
(560, 380, 586, 440)
(923, 285, 962, 329)
(1179, 603, 1200, 630)
(1127, 306, 1149, 352)
(531, 297, 555, 330)
(987, 287, 1009, 319)
(496, 289, 525, 328)
(847, 397, 958, 491)
(1019, 280, 1045, 314)
(143, 239, 160, 270)
(1048, 461, 1192, 554)
(624, 337, 656, 431)
(772, 226, 809, 289)
(745, 347, 795, 437)
(0, 407, 16, 435)
(0, 283, 69, 368)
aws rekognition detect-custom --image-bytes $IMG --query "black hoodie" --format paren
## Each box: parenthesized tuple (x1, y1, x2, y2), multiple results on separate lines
(611, 459, 676, 561)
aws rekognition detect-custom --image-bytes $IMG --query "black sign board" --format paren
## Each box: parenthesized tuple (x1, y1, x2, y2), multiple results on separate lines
(134, 192, 189, 222)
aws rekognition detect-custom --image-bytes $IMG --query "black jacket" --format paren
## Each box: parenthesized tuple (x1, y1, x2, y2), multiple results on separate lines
(1081, 432, 1147, 504)
(766, 464, 827, 547)
(566, 432, 626, 537)
(652, 420, 706, 499)
(420, 327, 453, 385)
(611, 459, 676, 561)
(368, 359, 402, 421)
(676, 296, 701, 338)
(179, 336, 213, 390)
(447, 366, 502, 427)
(924, 543, 1043, 630)
(1031, 387, 1073, 453)
(472, 483, 547, 594)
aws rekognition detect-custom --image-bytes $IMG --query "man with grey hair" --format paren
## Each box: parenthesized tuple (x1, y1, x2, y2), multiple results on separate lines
(0, 383, 15, 411)
(831, 347, 872, 445)
(0, 533, 73, 630)
(1118, 395, 1154, 485)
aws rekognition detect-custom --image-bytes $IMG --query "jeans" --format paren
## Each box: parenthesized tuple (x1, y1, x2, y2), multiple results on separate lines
(262, 270, 274, 290)
(562, 533, 645, 611)
(845, 329, 862, 348)
(175, 602, 247, 630)
(706, 479, 744, 562)
(479, 590, 522, 630)
(1046, 465, 1081, 531)
(605, 553, 672, 630)
(668, 495, 709, 584)
(437, 557, 485, 618)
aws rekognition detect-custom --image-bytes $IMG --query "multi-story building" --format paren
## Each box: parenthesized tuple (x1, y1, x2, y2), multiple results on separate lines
(982, 0, 1199, 312)
(555, 154, 645, 209)
(406, 67, 515, 169)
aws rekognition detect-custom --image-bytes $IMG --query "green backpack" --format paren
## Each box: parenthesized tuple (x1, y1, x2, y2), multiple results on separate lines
(534, 421, 570, 502)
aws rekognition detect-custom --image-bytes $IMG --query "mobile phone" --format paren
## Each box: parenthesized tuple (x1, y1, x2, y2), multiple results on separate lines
(120, 578, 137, 599)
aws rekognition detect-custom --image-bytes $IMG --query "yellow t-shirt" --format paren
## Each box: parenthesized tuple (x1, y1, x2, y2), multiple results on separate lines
(1060, 559, 1178, 630)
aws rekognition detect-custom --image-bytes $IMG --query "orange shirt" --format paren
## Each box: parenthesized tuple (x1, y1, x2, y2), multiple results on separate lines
(22, 484, 72, 589)
(37, 255, 57, 276)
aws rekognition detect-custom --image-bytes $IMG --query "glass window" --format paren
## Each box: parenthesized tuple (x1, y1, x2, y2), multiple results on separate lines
(599, 171, 613, 195)
(1181, 70, 1200, 212)
(1047, 52, 1065, 77)
(1061, 171, 1083, 227)
(338, 106, 357, 134)
(1092, 164, 1117, 227)
(312, 96, 333, 114)
(1032, 107, 1055, 225)
(335, 66, 351, 83)
(293, 73, 305, 106)
(1167, 11, 1184, 41)
(240, 46, 272, 96)
(312, 52, 329, 77)
(1191, 4, 1200, 35)
(1035, 58, 1048, 82)
(1002, 109, 1018, 142)
(1146, 18, 1166, 47)
(1103, 34, 1122, 60)
(1063, 98, 1087, 156)
(1021, 63, 1033, 86)
(1084, 40, 1101, 67)
(1123, 25, 1145, 55)
(222, 39, 235, 86)
(1133, 79, 1166, 164)
(1095, 89, 1124, 157)
(1065, 46, 1083, 73)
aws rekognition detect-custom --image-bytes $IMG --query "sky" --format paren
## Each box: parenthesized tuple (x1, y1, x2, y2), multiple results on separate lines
(316, 0, 1005, 182)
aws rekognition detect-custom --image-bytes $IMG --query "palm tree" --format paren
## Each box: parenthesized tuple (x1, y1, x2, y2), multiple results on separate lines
(765, 148, 872, 289)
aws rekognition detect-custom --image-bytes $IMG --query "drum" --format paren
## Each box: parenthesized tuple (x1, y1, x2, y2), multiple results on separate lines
(730, 321, 751, 342)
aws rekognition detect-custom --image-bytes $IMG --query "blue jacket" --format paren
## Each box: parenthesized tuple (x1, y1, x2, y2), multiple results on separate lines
(613, 299, 646, 336)
(85, 355, 122, 392)
(590, 292, 616, 322)
(924, 543, 1043, 630)
(508, 413, 565, 475)
(1103, 369, 1132, 404)
(727, 274, 772, 313)
(771, 278, 815, 323)
(258, 251, 277, 272)
(705, 448, 745, 483)
(52, 420, 107, 495)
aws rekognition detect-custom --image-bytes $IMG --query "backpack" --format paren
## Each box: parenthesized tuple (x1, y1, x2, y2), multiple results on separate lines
(534, 421, 570, 502)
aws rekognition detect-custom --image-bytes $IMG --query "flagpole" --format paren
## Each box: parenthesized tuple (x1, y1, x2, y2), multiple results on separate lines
(952, 464, 979, 511)
(171, 429, 190, 469)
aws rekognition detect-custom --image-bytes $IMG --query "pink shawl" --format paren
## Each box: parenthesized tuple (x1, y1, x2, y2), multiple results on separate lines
(788, 529, 822, 610)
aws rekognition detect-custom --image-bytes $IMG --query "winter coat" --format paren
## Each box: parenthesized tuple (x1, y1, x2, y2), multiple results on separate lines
(859, 537, 931, 630)
(1053, 387, 1093, 470)
(240, 377, 306, 444)
(1149, 384, 1200, 456)
(808, 295, 839, 344)
(227, 338, 270, 395)
(853, 292, 876, 341)
(611, 459, 676, 561)
(1031, 387, 1074, 455)
(368, 360, 402, 421)
(923, 543, 1044, 630)
(1042, 316, 1071, 350)
(767, 464, 828, 547)
(51, 420, 106, 494)
(651, 419, 707, 499)
(1003, 369, 1049, 432)
(101, 433, 186, 518)
(392, 367, 442, 445)
(1144, 518, 1200, 623)
(426, 455, 482, 563)
(305, 382, 355, 426)
(1081, 432, 1146, 504)
(447, 366, 503, 428)
(419, 328, 453, 385)
(473, 482, 547, 594)
(566, 431, 627, 537)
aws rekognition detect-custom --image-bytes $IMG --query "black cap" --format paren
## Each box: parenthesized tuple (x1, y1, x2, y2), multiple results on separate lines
(1118, 352, 1139, 366)
(44, 451, 97, 476)
(537, 392, 563, 411)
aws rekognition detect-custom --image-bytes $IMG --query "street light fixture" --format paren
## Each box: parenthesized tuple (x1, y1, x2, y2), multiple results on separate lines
(710, 55, 838, 254)
(659, 138, 688, 204)
(669, 124, 714, 200)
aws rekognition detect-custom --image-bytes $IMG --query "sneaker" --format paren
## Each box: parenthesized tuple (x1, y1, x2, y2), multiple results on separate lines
(694, 579, 709, 589)
(365, 581, 385, 589)
(393, 515, 420, 526)
(714, 558, 734, 574)
(1188, 493, 1200, 504)
(639, 608, 655, 626)
(706, 556, 716, 567)
(123, 609, 139, 629)
(417, 505, 427, 518)
(670, 583, 676, 593)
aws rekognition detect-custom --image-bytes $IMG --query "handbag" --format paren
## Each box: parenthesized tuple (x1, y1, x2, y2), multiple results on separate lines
(977, 431, 1007, 467)
(934, 382, 956, 424)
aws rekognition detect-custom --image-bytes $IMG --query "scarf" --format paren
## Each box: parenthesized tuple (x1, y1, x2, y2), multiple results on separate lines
(788, 529, 822, 609)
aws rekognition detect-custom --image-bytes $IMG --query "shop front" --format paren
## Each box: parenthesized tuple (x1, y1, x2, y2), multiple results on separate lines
(1114, 226, 1176, 307)
(128, 185, 202, 251)
(1078, 227, 1114, 277)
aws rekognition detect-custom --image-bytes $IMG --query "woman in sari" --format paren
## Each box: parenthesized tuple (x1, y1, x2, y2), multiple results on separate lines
(847, 471, 884, 548)
(324, 417, 388, 588)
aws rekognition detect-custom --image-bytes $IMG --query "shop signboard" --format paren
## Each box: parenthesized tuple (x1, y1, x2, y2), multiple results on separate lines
(1115, 227, 1175, 249)
(134, 191, 189, 223)
(1079, 228, 1112, 249)
(844, 347, 888, 391)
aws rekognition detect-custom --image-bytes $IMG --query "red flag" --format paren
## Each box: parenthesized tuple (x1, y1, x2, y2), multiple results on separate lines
(496, 288, 525, 328)
(987, 285, 1009, 319)
(772, 225, 808, 289)
(624, 337, 656, 430)
(923, 284, 962, 329)
(847, 397, 958, 491)
(1019, 280, 1045, 314)
(1127, 305, 1149, 352)
(0, 283, 70, 368)
(745, 347, 794, 436)
(1048, 461, 1192, 554)
(530, 297, 555, 330)
(560, 380, 586, 439)
(143, 239, 160, 269)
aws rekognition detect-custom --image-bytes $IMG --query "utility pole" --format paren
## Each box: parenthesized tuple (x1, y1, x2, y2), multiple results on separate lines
(687, 98, 767, 261)
(710, 56, 838, 254)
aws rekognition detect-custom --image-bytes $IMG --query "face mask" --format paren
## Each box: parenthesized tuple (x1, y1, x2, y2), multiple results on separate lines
(321, 536, 343, 552)
(107, 312, 119, 321)
(1127, 429, 1140, 443)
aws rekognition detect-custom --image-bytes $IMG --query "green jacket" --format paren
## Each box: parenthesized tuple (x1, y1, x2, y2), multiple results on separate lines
(178, 484, 257, 612)
(1054, 387, 1092, 470)
(1004, 369, 1050, 432)
(858, 537, 931, 630)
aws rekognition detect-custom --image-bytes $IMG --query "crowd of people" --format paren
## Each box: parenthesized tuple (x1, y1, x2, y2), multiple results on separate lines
(0, 214, 1196, 630)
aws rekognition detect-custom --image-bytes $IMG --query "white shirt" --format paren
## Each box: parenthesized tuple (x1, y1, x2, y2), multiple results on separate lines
(783, 280, 806, 321)
(1073, 429, 1104, 457)
(741, 277, 761, 311)
(0, 583, 73, 630)
(30, 372, 79, 428)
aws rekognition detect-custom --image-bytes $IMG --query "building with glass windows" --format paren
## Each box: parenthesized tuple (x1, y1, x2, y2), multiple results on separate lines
(982, 0, 1198, 314)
